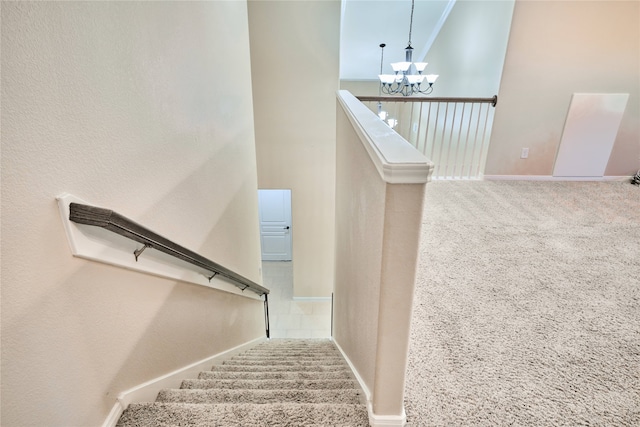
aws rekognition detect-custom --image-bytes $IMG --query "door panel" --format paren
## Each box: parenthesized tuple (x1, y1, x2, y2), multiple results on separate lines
(258, 189, 292, 261)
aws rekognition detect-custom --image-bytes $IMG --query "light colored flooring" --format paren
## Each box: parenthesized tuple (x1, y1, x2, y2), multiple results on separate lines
(261, 261, 332, 339)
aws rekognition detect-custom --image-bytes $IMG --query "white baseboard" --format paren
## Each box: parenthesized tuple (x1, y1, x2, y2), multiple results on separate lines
(102, 401, 125, 427)
(102, 336, 266, 427)
(483, 175, 633, 182)
(369, 410, 408, 426)
(333, 339, 406, 427)
(292, 296, 332, 301)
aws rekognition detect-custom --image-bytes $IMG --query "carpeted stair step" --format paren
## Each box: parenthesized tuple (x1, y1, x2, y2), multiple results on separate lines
(248, 341, 337, 348)
(117, 402, 370, 426)
(233, 352, 342, 358)
(221, 358, 347, 366)
(156, 388, 364, 404)
(244, 346, 338, 352)
(210, 363, 351, 373)
(117, 339, 369, 426)
(244, 345, 339, 352)
(198, 370, 351, 381)
(247, 347, 338, 354)
(181, 378, 359, 390)
(226, 356, 345, 364)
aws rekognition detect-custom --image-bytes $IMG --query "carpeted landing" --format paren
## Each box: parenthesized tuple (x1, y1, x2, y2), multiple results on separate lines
(116, 339, 369, 426)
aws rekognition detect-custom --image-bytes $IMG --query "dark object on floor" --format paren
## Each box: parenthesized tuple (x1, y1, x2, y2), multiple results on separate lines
(632, 170, 640, 186)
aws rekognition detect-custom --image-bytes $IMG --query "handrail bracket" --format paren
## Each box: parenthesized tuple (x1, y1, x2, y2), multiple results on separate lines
(133, 243, 152, 262)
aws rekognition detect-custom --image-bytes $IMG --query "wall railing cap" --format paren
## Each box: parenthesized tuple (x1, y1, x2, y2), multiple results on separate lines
(337, 90, 434, 184)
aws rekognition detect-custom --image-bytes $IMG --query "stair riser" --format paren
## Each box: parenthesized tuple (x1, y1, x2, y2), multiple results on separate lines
(239, 352, 341, 358)
(199, 371, 351, 381)
(156, 389, 363, 404)
(211, 364, 351, 372)
(117, 403, 370, 426)
(181, 379, 359, 390)
(222, 360, 347, 366)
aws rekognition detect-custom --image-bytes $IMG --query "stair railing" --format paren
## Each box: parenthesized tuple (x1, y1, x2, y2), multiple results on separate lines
(68, 202, 271, 337)
(357, 95, 497, 179)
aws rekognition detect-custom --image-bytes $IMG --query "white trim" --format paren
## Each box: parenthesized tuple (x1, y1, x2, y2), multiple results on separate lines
(101, 401, 125, 427)
(369, 410, 408, 427)
(337, 90, 434, 185)
(483, 175, 633, 182)
(56, 193, 263, 301)
(292, 296, 332, 302)
(333, 339, 406, 427)
(102, 336, 266, 427)
(333, 340, 372, 407)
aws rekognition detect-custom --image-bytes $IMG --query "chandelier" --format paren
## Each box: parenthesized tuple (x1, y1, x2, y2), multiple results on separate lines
(378, 0, 439, 96)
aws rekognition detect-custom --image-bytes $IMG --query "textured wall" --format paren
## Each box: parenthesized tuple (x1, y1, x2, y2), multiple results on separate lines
(486, 0, 640, 176)
(333, 92, 428, 419)
(1, 2, 265, 425)
(248, 0, 340, 297)
(423, 0, 515, 98)
(334, 103, 386, 393)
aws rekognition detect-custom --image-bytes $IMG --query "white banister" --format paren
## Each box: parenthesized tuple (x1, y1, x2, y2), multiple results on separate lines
(358, 95, 497, 179)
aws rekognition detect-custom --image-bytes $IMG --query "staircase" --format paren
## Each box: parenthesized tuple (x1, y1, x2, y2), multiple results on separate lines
(117, 339, 370, 426)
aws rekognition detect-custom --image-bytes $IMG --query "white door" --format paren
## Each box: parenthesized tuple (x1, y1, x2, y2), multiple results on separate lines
(258, 189, 292, 261)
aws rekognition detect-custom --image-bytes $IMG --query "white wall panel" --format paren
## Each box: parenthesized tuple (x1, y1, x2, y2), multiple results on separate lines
(554, 93, 629, 177)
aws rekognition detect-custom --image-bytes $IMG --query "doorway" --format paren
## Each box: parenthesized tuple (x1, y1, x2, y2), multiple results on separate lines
(258, 189, 292, 261)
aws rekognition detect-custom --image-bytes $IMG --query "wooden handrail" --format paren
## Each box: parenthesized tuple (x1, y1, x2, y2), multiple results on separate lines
(356, 95, 497, 107)
(68, 203, 269, 297)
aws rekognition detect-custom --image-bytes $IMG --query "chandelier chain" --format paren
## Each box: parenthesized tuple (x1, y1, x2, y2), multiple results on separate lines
(407, 0, 414, 47)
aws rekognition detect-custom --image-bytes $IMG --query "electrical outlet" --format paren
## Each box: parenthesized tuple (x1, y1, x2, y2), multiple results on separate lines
(412, 122, 418, 133)
(521, 148, 529, 159)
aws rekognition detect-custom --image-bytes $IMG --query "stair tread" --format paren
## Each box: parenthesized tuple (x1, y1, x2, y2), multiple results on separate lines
(181, 378, 359, 390)
(117, 402, 369, 427)
(211, 364, 351, 372)
(156, 388, 363, 404)
(234, 353, 341, 358)
(222, 359, 346, 366)
(199, 370, 351, 380)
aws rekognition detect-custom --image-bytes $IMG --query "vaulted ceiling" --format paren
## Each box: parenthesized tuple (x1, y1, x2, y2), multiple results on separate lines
(339, 0, 456, 80)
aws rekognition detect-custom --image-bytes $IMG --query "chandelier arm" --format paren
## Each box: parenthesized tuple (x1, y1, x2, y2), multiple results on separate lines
(409, 84, 431, 96)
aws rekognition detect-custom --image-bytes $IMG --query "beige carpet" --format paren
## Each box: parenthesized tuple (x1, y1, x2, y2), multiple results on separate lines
(117, 339, 369, 426)
(405, 181, 640, 426)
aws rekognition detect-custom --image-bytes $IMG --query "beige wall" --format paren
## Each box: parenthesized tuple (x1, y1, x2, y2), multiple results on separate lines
(334, 105, 385, 395)
(1, 2, 265, 426)
(248, 0, 340, 297)
(486, 0, 640, 176)
(333, 92, 429, 420)
(422, 0, 515, 98)
(340, 80, 380, 97)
